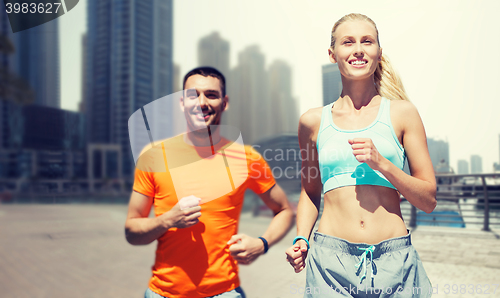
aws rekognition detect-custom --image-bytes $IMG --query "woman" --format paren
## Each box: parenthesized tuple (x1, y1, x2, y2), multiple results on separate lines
(285, 13, 436, 297)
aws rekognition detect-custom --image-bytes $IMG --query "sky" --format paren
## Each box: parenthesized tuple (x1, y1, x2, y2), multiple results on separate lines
(59, 0, 500, 172)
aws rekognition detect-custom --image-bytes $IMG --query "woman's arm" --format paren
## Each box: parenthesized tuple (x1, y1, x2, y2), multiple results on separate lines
(296, 109, 323, 240)
(350, 101, 437, 213)
(382, 101, 436, 213)
(286, 109, 323, 273)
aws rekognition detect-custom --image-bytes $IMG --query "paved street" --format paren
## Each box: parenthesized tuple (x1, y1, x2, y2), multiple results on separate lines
(0, 204, 499, 298)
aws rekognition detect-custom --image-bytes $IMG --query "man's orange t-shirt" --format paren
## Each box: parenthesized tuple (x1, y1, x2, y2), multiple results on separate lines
(133, 135, 276, 298)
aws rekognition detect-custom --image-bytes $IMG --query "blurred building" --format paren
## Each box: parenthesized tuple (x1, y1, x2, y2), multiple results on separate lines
(0, 2, 60, 108)
(0, 10, 11, 150)
(322, 63, 342, 106)
(22, 105, 85, 151)
(427, 138, 450, 173)
(198, 32, 229, 78)
(79, 33, 87, 113)
(0, 9, 127, 197)
(85, 0, 174, 177)
(9, 17, 60, 108)
(457, 159, 469, 175)
(268, 60, 298, 135)
(173, 63, 181, 92)
(495, 134, 500, 172)
(224, 45, 299, 144)
(228, 45, 268, 144)
(470, 155, 483, 174)
(0, 8, 35, 150)
(0, 104, 86, 177)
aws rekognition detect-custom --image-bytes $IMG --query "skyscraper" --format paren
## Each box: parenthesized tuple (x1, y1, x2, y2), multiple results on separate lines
(228, 45, 268, 143)
(268, 60, 298, 135)
(427, 138, 450, 172)
(173, 64, 181, 92)
(85, 0, 173, 176)
(11, 19, 60, 108)
(470, 155, 483, 174)
(198, 32, 229, 78)
(457, 159, 469, 175)
(496, 134, 500, 172)
(322, 63, 342, 106)
(1, 7, 15, 150)
(79, 33, 87, 113)
(0, 8, 35, 150)
(196, 34, 300, 145)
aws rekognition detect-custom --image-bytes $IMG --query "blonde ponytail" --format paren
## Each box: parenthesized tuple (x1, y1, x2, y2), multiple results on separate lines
(374, 54, 409, 101)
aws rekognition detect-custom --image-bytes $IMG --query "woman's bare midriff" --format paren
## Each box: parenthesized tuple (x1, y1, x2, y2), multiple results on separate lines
(318, 185, 408, 244)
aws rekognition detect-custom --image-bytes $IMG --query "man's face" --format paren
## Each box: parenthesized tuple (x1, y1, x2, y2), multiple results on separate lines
(181, 74, 228, 132)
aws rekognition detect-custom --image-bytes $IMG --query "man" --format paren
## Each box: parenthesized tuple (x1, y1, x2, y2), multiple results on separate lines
(125, 67, 294, 298)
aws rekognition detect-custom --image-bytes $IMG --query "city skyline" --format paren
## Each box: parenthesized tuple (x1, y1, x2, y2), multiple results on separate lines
(55, 0, 500, 172)
(197, 31, 299, 144)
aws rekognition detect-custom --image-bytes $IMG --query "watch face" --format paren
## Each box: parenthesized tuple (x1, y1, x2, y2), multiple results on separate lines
(5, 0, 80, 33)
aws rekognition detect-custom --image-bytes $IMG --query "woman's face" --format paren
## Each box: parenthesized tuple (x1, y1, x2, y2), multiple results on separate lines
(329, 20, 381, 81)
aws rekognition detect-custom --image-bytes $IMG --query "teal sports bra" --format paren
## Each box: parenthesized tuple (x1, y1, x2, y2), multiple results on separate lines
(316, 97, 406, 193)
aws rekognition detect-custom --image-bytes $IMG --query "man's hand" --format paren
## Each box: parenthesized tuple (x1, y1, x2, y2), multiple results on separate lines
(178, 195, 201, 210)
(161, 197, 202, 229)
(285, 240, 308, 273)
(227, 234, 265, 265)
(125, 193, 201, 245)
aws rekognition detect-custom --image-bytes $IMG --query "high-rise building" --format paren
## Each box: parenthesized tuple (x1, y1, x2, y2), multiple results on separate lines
(1, 8, 15, 150)
(11, 18, 60, 108)
(86, 0, 173, 176)
(457, 159, 469, 175)
(173, 64, 181, 92)
(322, 63, 342, 106)
(427, 138, 450, 172)
(21, 105, 85, 151)
(0, 104, 86, 180)
(79, 33, 87, 113)
(1, 7, 35, 150)
(227, 45, 268, 144)
(225, 46, 299, 144)
(198, 32, 229, 78)
(470, 155, 483, 174)
(268, 60, 298, 135)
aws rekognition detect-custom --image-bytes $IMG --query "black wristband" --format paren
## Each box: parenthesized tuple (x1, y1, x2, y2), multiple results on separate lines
(258, 236, 269, 254)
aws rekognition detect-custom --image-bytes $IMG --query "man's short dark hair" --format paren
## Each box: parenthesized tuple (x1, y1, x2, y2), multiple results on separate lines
(183, 66, 226, 97)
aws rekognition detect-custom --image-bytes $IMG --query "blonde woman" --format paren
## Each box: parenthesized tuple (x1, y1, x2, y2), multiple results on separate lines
(286, 13, 435, 297)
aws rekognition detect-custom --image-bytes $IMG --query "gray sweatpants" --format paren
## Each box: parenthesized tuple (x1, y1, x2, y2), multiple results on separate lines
(305, 231, 432, 297)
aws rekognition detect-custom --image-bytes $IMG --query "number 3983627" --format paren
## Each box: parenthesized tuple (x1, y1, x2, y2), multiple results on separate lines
(5, 2, 62, 14)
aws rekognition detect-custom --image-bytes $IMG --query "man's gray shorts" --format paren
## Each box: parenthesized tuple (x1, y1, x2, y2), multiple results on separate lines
(305, 231, 432, 297)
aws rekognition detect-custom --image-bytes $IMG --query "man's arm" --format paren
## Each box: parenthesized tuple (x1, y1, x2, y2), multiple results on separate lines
(227, 183, 294, 264)
(125, 191, 201, 245)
